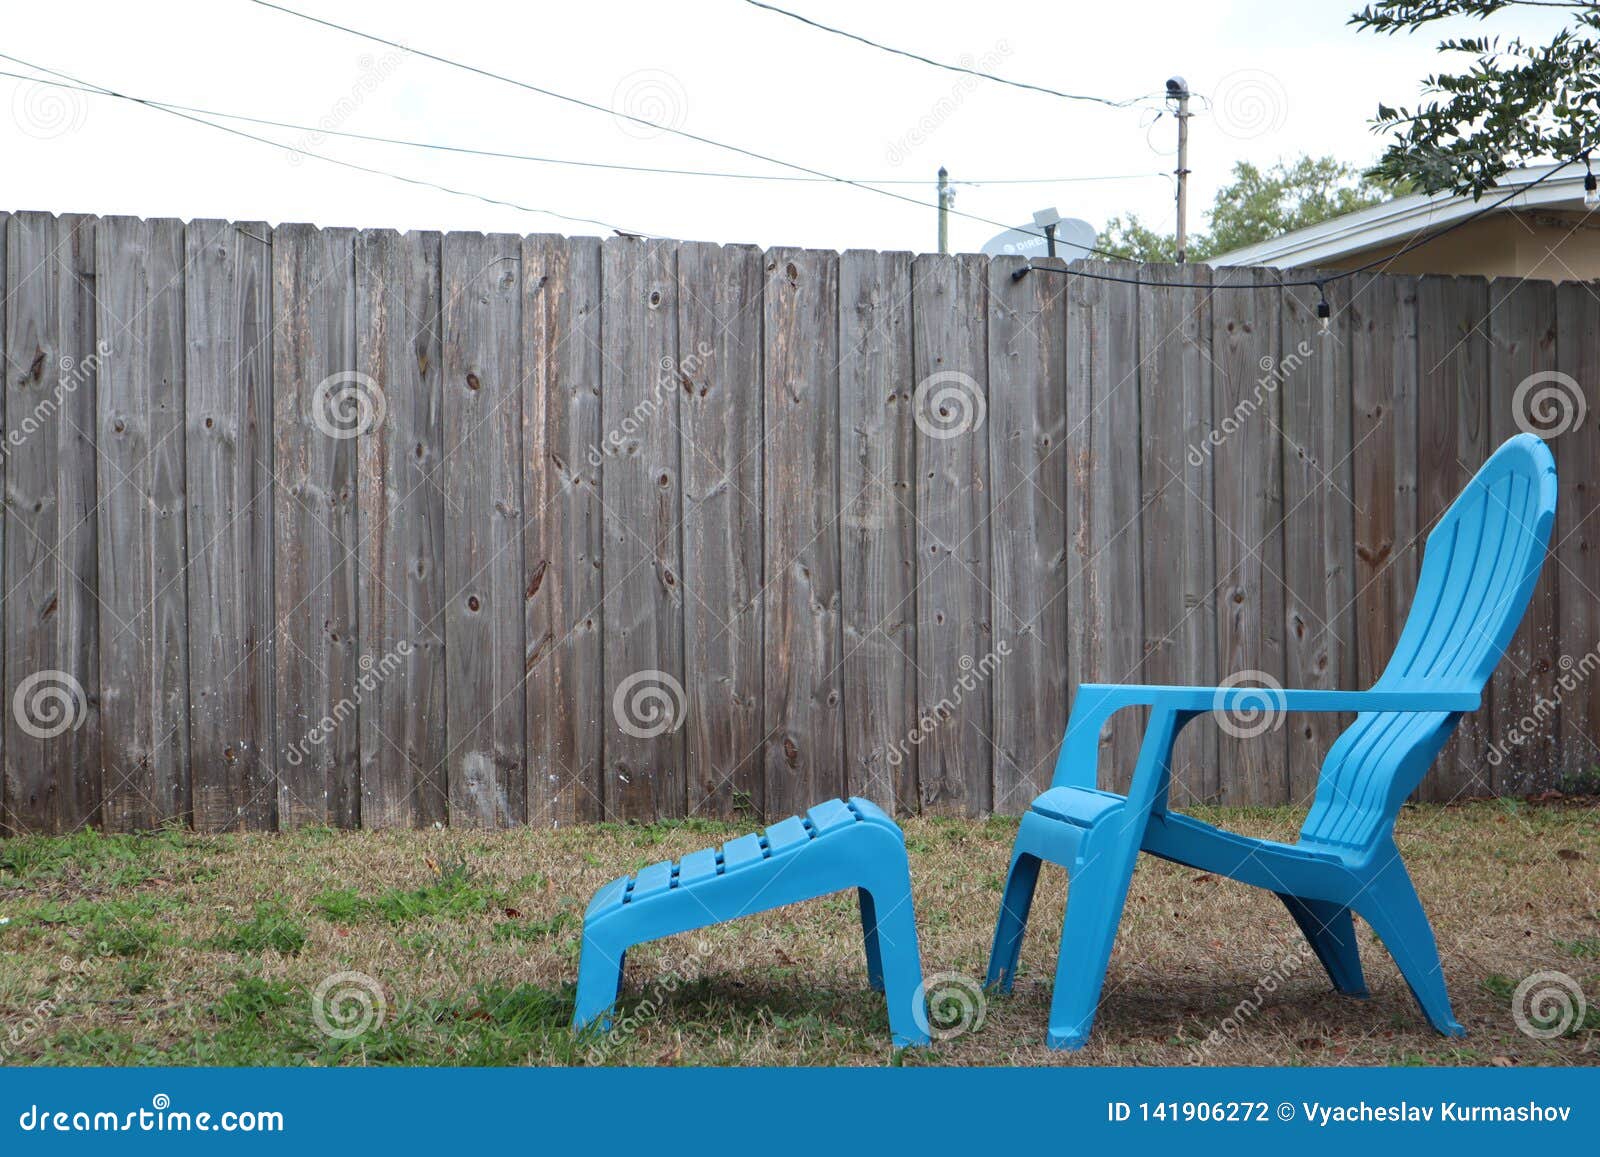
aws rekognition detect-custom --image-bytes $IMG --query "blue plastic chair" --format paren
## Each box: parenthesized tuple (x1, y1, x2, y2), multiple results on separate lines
(987, 433, 1557, 1049)
(574, 796, 931, 1046)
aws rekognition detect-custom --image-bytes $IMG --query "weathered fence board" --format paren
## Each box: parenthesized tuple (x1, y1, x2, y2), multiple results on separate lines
(1282, 276, 1356, 804)
(1140, 263, 1217, 804)
(1417, 275, 1494, 800)
(1211, 267, 1285, 804)
(442, 232, 526, 828)
(272, 224, 360, 827)
(523, 233, 605, 827)
(913, 252, 993, 815)
(1486, 278, 1560, 793)
(678, 241, 764, 819)
(839, 249, 917, 813)
(97, 215, 190, 831)
(599, 237, 683, 821)
(185, 220, 276, 833)
(4, 212, 103, 833)
(354, 228, 448, 829)
(987, 254, 1069, 813)
(2, 209, 1595, 831)
(763, 248, 844, 818)
(1065, 264, 1145, 795)
(1554, 282, 1600, 788)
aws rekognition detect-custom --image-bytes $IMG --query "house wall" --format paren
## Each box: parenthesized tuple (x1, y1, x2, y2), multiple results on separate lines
(1324, 211, 1600, 280)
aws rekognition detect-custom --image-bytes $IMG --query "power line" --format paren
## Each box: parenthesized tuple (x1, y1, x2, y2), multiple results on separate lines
(740, 0, 1151, 108)
(0, 53, 642, 236)
(0, 69, 1165, 189)
(243, 0, 1133, 255)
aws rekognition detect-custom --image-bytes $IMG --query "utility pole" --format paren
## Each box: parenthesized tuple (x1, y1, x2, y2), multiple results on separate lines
(1167, 76, 1191, 263)
(937, 166, 950, 254)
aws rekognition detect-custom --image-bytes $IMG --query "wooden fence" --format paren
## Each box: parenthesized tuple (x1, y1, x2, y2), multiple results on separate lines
(0, 209, 1594, 833)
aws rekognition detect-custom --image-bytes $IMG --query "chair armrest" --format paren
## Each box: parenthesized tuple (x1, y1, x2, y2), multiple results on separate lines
(1051, 683, 1478, 792)
(1076, 683, 1479, 714)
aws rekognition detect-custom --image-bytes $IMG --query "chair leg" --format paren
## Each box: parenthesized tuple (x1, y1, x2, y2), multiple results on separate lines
(1045, 828, 1142, 1050)
(986, 851, 1042, 993)
(858, 887, 885, 993)
(1356, 856, 1465, 1037)
(860, 876, 930, 1047)
(572, 935, 628, 1033)
(1278, 893, 1368, 997)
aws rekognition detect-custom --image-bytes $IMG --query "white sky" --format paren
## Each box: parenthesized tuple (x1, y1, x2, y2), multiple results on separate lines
(0, 0, 1572, 253)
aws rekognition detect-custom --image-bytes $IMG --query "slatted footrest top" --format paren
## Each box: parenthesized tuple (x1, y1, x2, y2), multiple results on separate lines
(572, 797, 930, 1046)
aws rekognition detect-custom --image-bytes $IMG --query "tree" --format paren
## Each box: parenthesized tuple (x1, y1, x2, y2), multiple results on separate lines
(1352, 0, 1600, 197)
(1096, 156, 1398, 262)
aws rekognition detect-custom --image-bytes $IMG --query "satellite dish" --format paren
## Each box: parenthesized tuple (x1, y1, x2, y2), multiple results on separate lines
(981, 215, 1097, 261)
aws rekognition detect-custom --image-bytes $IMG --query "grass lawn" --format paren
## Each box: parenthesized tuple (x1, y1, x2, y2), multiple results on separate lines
(1, 800, 1597, 1066)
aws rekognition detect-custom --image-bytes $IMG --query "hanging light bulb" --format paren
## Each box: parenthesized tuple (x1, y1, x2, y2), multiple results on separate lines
(1316, 284, 1332, 336)
(1585, 172, 1599, 208)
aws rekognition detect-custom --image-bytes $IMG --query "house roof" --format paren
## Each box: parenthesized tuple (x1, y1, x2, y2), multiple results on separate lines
(1207, 163, 1589, 268)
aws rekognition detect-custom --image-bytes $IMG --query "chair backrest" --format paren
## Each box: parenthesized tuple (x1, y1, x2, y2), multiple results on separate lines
(1300, 433, 1557, 852)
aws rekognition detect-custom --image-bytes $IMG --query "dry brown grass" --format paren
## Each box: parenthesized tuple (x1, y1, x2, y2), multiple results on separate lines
(1, 800, 1597, 1066)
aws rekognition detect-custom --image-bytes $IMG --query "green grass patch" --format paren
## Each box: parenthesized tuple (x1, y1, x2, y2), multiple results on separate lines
(315, 858, 504, 925)
(213, 903, 308, 955)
